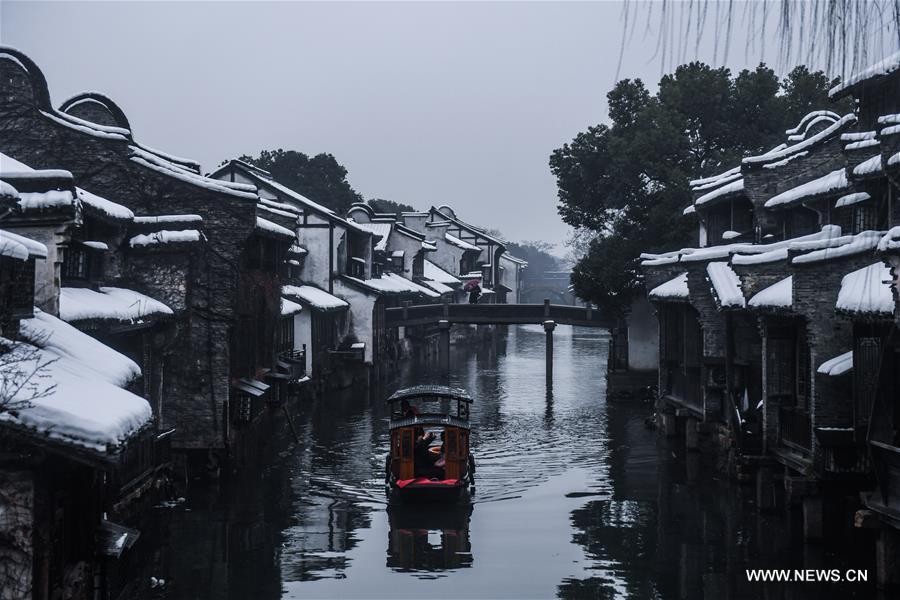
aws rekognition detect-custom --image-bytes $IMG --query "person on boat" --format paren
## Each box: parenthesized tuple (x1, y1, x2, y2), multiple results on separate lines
(414, 430, 442, 478)
(400, 399, 420, 419)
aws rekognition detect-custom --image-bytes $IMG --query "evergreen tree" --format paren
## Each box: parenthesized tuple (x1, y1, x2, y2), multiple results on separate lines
(238, 149, 362, 215)
(551, 62, 853, 316)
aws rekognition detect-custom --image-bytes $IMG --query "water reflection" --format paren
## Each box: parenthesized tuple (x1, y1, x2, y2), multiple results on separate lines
(126, 324, 881, 599)
(386, 505, 474, 574)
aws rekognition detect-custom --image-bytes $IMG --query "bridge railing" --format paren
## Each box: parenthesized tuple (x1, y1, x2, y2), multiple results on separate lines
(385, 301, 612, 328)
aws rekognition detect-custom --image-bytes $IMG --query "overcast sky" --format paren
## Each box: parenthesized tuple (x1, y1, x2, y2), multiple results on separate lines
(0, 1, 883, 252)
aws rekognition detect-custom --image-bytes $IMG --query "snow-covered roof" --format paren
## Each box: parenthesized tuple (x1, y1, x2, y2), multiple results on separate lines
(722, 230, 742, 241)
(0, 151, 131, 220)
(445, 233, 481, 253)
(836, 262, 894, 316)
(256, 216, 295, 240)
(280, 297, 303, 317)
(132, 214, 202, 224)
(281, 284, 349, 311)
(786, 110, 841, 136)
(129, 147, 258, 200)
(644, 225, 844, 267)
(424, 260, 460, 285)
(129, 229, 203, 248)
(682, 204, 696, 216)
(786, 114, 840, 142)
(344, 272, 441, 297)
(835, 192, 871, 209)
(0, 229, 48, 260)
(748, 276, 792, 309)
(791, 230, 883, 265)
(689, 165, 740, 188)
(743, 114, 856, 166)
(352, 220, 392, 251)
(76, 187, 133, 221)
(0, 179, 18, 200)
(878, 226, 900, 252)
(648, 272, 689, 301)
(0, 310, 151, 453)
(706, 262, 745, 308)
(853, 154, 883, 177)
(817, 351, 853, 376)
(60, 286, 173, 323)
(830, 50, 900, 98)
(695, 178, 744, 207)
(420, 279, 455, 295)
(764, 168, 849, 209)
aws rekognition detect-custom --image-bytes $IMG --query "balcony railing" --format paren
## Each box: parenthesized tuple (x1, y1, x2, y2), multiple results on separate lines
(666, 366, 703, 414)
(778, 406, 812, 452)
(277, 347, 307, 380)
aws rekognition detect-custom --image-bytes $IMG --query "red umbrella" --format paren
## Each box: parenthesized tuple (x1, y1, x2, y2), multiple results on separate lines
(463, 279, 481, 292)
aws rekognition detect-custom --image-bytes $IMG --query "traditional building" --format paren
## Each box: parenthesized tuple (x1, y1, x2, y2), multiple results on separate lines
(0, 47, 293, 472)
(642, 50, 900, 585)
(1, 212, 158, 599)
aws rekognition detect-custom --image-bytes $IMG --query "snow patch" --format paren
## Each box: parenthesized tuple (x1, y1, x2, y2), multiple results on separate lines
(0, 310, 151, 452)
(748, 276, 792, 309)
(764, 168, 848, 208)
(836, 262, 894, 315)
(648, 272, 689, 300)
(60, 287, 173, 323)
(130, 230, 202, 247)
(817, 351, 853, 376)
(706, 262, 745, 308)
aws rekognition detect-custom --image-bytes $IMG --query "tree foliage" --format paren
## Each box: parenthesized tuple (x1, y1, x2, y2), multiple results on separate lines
(368, 198, 416, 215)
(551, 62, 853, 315)
(239, 149, 362, 215)
(504, 241, 562, 280)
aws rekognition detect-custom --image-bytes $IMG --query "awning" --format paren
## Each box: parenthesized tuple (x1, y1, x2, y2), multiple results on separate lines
(836, 262, 894, 316)
(706, 262, 745, 308)
(648, 272, 689, 301)
(817, 351, 853, 376)
(748, 276, 792, 310)
(233, 378, 270, 397)
(98, 520, 141, 559)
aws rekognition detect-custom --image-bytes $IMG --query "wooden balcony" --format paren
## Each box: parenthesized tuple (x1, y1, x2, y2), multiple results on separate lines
(778, 406, 812, 452)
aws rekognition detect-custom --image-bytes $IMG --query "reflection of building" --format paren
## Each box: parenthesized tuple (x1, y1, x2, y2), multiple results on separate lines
(386, 505, 473, 572)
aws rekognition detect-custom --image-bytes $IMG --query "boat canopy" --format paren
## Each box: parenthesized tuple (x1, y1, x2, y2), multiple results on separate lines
(388, 414, 470, 430)
(386, 384, 473, 405)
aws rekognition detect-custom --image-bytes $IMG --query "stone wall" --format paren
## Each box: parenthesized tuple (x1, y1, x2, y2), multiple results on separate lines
(0, 53, 278, 453)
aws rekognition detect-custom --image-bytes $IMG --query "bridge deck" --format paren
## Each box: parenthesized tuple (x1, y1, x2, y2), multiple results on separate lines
(385, 302, 613, 328)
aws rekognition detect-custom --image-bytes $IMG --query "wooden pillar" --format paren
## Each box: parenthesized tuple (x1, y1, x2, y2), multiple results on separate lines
(438, 319, 451, 373)
(543, 319, 556, 389)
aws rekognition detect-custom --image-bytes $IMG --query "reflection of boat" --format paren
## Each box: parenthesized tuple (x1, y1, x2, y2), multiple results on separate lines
(385, 385, 475, 503)
(387, 503, 474, 572)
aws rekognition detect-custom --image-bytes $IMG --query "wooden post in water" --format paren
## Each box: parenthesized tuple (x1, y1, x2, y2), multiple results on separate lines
(438, 319, 451, 373)
(543, 319, 556, 389)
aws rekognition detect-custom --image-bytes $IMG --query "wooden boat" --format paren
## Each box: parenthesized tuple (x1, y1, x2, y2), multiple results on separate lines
(385, 384, 475, 503)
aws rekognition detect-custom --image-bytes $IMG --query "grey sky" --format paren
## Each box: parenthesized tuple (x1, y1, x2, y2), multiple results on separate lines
(0, 1, 875, 252)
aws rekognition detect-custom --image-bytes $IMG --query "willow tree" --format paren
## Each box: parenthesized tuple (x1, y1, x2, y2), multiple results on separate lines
(617, 0, 900, 81)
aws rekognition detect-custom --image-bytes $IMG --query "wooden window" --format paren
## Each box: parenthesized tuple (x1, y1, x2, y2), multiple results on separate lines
(854, 205, 877, 233)
(796, 336, 811, 409)
(855, 336, 881, 426)
(62, 245, 88, 280)
(278, 317, 294, 354)
(400, 429, 412, 459)
(683, 309, 702, 368)
(767, 334, 795, 399)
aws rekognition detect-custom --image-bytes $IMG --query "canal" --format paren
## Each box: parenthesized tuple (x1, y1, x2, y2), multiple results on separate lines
(132, 325, 879, 599)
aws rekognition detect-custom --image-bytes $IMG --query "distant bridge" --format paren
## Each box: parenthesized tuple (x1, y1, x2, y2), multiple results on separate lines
(520, 271, 575, 305)
(386, 300, 611, 389)
(385, 300, 613, 329)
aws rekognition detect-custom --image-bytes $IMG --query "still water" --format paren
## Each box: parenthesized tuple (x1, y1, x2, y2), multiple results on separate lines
(134, 325, 878, 599)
